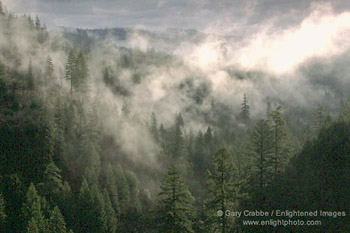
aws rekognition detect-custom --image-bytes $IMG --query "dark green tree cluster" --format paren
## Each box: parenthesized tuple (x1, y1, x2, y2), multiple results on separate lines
(0, 2, 349, 232)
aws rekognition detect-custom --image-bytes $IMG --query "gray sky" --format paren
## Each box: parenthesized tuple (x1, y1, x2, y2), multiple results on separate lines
(3, 0, 350, 33)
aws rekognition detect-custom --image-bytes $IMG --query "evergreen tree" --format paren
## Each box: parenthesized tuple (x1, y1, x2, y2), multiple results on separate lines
(150, 112, 159, 143)
(268, 106, 288, 180)
(74, 51, 89, 95)
(89, 183, 106, 233)
(114, 164, 130, 213)
(65, 50, 76, 94)
(170, 113, 185, 160)
(77, 178, 106, 233)
(302, 106, 332, 143)
(104, 164, 120, 214)
(157, 164, 194, 233)
(22, 183, 48, 233)
(204, 147, 241, 233)
(240, 94, 250, 123)
(45, 56, 54, 78)
(48, 206, 67, 233)
(249, 119, 273, 207)
(37, 162, 65, 206)
(103, 189, 118, 233)
(125, 170, 141, 213)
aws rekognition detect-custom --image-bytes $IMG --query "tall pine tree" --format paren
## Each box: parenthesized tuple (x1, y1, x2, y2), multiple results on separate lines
(157, 164, 194, 233)
(204, 147, 241, 233)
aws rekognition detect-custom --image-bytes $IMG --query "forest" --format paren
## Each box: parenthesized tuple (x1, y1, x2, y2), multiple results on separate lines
(0, 1, 349, 232)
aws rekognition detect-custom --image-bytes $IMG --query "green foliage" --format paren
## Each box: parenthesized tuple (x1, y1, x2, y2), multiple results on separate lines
(114, 164, 130, 213)
(150, 112, 159, 143)
(22, 183, 48, 233)
(204, 147, 241, 233)
(268, 106, 289, 179)
(103, 188, 118, 233)
(249, 119, 274, 207)
(45, 56, 54, 77)
(48, 206, 67, 233)
(240, 94, 250, 123)
(170, 113, 185, 160)
(78, 178, 105, 233)
(157, 164, 195, 233)
(37, 162, 65, 206)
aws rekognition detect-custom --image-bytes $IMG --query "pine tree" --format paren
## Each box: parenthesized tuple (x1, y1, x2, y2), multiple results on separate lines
(65, 50, 76, 94)
(103, 189, 118, 233)
(78, 178, 106, 233)
(22, 183, 48, 233)
(104, 164, 120, 214)
(157, 164, 194, 233)
(150, 112, 159, 143)
(74, 51, 88, 95)
(204, 147, 241, 233)
(249, 119, 274, 207)
(125, 170, 141, 213)
(240, 94, 250, 123)
(171, 113, 185, 160)
(37, 162, 64, 206)
(268, 106, 288, 180)
(114, 164, 130, 213)
(302, 107, 332, 143)
(89, 183, 106, 233)
(48, 206, 67, 233)
(45, 56, 54, 78)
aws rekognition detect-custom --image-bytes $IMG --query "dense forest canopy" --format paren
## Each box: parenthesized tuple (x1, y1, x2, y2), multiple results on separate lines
(0, 1, 349, 232)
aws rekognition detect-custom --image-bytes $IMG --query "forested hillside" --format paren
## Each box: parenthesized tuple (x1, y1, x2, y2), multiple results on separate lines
(0, 1, 349, 232)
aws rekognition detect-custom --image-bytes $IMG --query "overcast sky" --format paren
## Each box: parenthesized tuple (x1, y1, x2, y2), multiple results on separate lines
(2, 0, 350, 34)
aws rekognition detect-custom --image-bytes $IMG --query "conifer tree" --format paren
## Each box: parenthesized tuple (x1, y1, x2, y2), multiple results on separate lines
(240, 94, 250, 123)
(249, 119, 274, 207)
(74, 51, 88, 95)
(114, 164, 130, 213)
(268, 106, 288, 179)
(22, 183, 48, 233)
(37, 162, 64, 206)
(204, 147, 241, 233)
(150, 112, 159, 143)
(78, 178, 106, 233)
(45, 56, 54, 78)
(171, 113, 185, 160)
(157, 164, 194, 233)
(48, 206, 67, 233)
(103, 188, 118, 233)
(104, 164, 120, 214)
(125, 170, 141, 213)
(302, 107, 332, 143)
(65, 50, 76, 94)
(89, 183, 106, 233)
